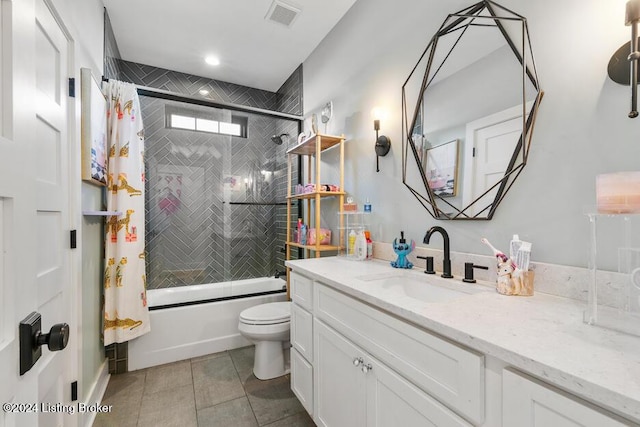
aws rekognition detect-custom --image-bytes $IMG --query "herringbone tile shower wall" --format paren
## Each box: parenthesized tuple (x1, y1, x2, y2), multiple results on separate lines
(142, 97, 297, 289)
(120, 59, 278, 111)
(110, 45, 302, 289)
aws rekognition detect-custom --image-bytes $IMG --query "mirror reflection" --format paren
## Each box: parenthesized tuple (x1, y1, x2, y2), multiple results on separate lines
(402, 1, 542, 220)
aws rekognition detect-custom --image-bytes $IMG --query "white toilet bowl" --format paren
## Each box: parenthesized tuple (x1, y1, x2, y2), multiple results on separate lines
(238, 301, 291, 380)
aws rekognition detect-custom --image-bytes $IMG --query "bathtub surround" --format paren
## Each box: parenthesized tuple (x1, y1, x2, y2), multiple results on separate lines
(112, 60, 302, 290)
(140, 97, 298, 289)
(104, 80, 150, 345)
(128, 289, 286, 371)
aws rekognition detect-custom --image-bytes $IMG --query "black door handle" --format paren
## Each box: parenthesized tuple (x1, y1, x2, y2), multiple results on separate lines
(20, 312, 70, 375)
(37, 322, 70, 352)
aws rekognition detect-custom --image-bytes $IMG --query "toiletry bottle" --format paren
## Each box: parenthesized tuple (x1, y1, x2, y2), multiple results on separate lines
(509, 234, 522, 260)
(348, 229, 356, 255)
(296, 218, 302, 244)
(364, 198, 372, 213)
(364, 230, 373, 260)
(300, 223, 308, 245)
(515, 241, 531, 271)
(355, 230, 367, 260)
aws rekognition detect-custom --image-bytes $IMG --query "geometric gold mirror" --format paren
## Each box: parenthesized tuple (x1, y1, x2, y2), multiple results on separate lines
(402, 0, 543, 220)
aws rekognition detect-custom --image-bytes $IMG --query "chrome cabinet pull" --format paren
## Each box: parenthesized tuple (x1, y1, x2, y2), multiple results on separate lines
(352, 357, 363, 367)
(361, 363, 373, 374)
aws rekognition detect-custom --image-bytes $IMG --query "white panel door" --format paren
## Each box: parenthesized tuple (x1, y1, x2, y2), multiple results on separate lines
(0, 0, 74, 426)
(462, 104, 525, 216)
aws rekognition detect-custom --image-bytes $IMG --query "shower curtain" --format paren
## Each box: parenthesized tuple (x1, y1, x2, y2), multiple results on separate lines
(103, 80, 150, 345)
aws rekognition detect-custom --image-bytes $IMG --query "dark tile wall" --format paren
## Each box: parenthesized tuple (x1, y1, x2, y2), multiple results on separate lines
(276, 64, 303, 116)
(119, 60, 279, 112)
(104, 21, 302, 287)
(103, 9, 122, 81)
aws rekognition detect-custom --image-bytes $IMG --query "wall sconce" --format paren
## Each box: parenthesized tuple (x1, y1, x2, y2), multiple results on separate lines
(608, 0, 640, 118)
(373, 108, 391, 172)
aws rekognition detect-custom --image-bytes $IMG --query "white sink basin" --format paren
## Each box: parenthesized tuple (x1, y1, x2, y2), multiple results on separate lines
(357, 271, 479, 303)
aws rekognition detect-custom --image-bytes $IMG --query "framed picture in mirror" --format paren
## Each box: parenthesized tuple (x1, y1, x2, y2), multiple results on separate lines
(425, 139, 458, 197)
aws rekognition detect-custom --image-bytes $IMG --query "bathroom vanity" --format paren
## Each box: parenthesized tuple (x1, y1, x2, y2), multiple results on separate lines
(285, 257, 640, 427)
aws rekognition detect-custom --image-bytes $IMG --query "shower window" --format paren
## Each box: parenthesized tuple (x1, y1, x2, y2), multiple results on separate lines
(166, 106, 247, 137)
(142, 95, 298, 292)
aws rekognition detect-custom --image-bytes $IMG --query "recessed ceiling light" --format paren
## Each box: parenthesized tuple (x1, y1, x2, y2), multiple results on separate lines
(205, 56, 220, 66)
(199, 89, 210, 96)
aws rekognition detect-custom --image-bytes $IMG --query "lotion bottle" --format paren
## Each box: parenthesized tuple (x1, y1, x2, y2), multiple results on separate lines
(355, 230, 367, 260)
(364, 230, 373, 260)
(348, 230, 356, 255)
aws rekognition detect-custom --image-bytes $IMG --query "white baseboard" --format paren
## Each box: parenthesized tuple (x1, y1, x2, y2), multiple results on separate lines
(81, 359, 110, 427)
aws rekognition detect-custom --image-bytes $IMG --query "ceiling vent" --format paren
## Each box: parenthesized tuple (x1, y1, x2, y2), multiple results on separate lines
(265, 0, 301, 28)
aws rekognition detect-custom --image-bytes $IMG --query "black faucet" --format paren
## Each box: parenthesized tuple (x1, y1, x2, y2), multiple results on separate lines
(275, 270, 287, 279)
(423, 226, 453, 278)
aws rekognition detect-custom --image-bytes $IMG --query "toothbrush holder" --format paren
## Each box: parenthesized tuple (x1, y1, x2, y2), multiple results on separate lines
(496, 264, 535, 297)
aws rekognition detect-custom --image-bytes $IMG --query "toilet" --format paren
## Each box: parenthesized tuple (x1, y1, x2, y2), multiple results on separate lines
(238, 301, 291, 380)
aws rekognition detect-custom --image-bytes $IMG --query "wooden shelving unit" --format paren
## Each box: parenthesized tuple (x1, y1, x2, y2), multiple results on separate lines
(286, 134, 345, 296)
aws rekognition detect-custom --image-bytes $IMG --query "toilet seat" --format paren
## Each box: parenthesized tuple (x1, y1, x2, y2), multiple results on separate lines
(239, 301, 291, 325)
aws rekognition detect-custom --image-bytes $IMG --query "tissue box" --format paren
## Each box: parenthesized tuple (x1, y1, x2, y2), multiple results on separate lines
(307, 228, 331, 245)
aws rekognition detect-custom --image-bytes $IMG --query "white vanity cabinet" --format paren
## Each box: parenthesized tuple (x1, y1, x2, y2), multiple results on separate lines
(290, 269, 483, 426)
(288, 262, 640, 427)
(290, 272, 314, 415)
(315, 319, 472, 427)
(502, 370, 632, 427)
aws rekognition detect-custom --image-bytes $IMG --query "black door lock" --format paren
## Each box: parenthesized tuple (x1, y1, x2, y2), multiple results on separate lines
(20, 312, 70, 375)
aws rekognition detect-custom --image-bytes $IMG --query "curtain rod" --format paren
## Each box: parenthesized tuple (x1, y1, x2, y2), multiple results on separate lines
(101, 76, 303, 121)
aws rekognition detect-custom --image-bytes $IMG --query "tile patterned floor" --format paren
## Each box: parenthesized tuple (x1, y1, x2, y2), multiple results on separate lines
(93, 347, 315, 427)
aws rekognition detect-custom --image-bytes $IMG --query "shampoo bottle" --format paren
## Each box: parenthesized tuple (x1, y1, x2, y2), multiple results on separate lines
(296, 218, 302, 244)
(364, 198, 372, 213)
(355, 230, 367, 260)
(300, 223, 308, 245)
(348, 229, 356, 255)
(364, 230, 373, 260)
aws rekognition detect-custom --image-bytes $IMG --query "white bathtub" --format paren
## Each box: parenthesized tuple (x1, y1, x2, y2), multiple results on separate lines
(128, 277, 287, 370)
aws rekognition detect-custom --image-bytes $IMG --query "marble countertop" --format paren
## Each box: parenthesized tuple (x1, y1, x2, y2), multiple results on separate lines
(286, 257, 640, 423)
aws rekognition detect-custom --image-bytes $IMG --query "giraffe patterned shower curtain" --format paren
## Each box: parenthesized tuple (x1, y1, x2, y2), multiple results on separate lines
(103, 80, 150, 345)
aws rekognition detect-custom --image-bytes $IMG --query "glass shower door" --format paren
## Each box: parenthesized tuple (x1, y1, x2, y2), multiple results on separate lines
(143, 96, 233, 290)
(142, 94, 297, 295)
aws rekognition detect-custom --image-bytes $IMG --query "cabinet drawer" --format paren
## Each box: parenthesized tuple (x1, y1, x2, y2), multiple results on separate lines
(291, 303, 313, 362)
(503, 369, 632, 426)
(291, 347, 314, 417)
(290, 271, 313, 311)
(314, 283, 484, 424)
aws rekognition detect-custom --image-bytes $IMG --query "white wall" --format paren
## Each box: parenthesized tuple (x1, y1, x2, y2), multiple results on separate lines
(303, 0, 640, 268)
(48, 0, 106, 401)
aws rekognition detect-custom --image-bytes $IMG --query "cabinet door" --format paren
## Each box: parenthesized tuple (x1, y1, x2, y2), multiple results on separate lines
(503, 370, 631, 427)
(291, 347, 314, 416)
(366, 355, 473, 427)
(291, 303, 313, 361)
(315, 319, 366, 427)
